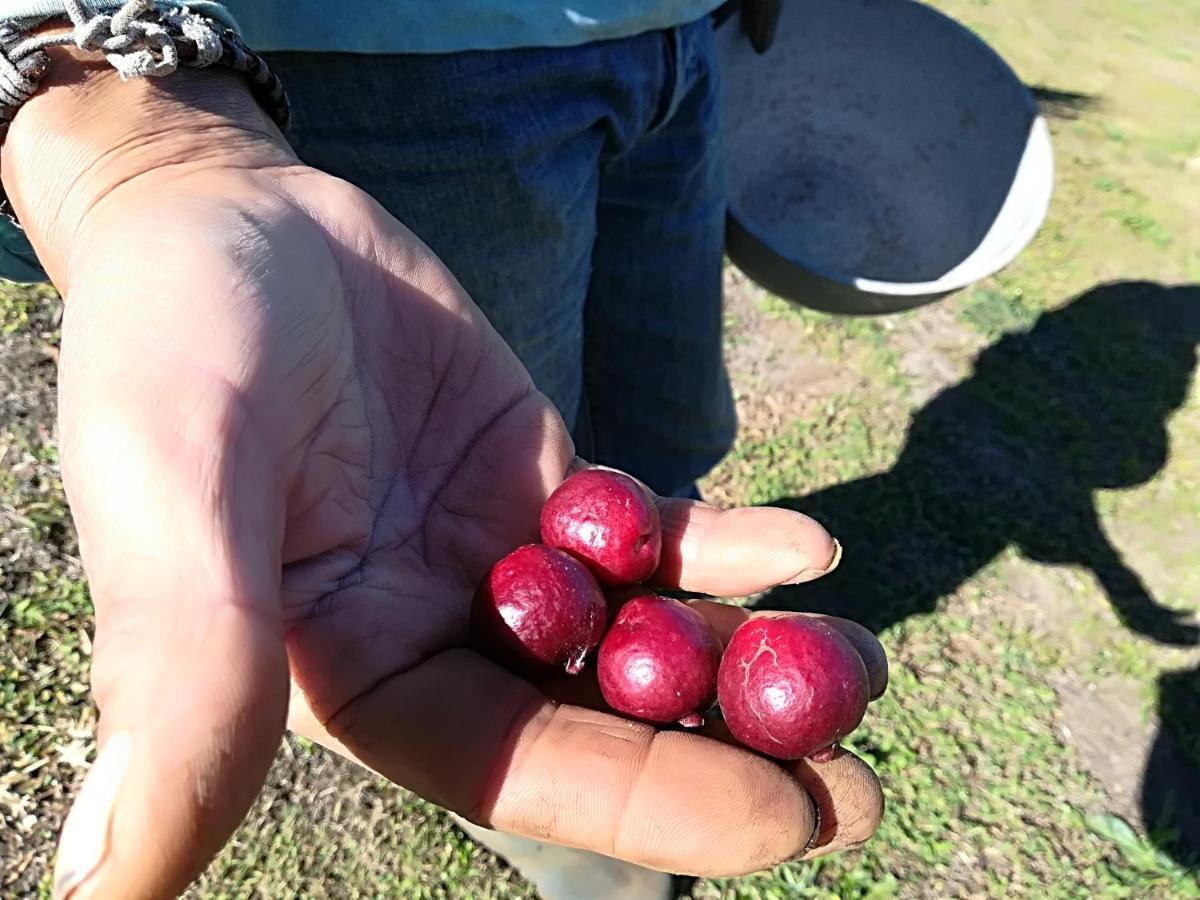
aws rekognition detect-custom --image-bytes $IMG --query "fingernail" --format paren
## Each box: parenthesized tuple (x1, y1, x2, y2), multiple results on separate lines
(784, 538, 843, 585)
(807, 743, 841, 763)
(805, 804, 823, 851)
(795, 802, 824, 857)
(54, 732, 133, 900)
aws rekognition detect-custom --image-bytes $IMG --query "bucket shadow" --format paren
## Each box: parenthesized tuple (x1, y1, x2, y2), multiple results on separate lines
(1030, 85, 1100, 120)
(756, 280, 1200, 865)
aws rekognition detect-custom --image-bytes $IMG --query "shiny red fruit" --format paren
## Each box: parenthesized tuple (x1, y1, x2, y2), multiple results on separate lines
(597, 591, 722, 727)
(471, 545, 606, 675)
(540, 469, 661, 587)
(717, 614, 869, 759)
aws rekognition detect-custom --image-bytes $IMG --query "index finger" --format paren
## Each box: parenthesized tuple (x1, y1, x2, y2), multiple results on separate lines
(560, 463, 840, 596)
(653, 498, 841, 596)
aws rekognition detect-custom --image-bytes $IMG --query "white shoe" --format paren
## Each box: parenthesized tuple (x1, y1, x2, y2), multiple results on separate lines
(453, 816, 675, 900)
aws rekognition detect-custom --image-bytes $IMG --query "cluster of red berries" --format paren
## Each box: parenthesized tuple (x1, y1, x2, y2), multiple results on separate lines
(471, 469, 870, 760)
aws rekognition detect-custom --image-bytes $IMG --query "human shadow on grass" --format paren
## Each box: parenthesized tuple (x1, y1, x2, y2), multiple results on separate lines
(755, 280, 1200, 865)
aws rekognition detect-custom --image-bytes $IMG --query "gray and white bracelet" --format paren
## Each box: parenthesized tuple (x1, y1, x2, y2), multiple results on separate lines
(0, 0, 288, 130)
(0, 0, 289, 219)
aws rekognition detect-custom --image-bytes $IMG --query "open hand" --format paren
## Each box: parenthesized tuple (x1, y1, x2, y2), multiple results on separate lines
(20, 95, 884, 897)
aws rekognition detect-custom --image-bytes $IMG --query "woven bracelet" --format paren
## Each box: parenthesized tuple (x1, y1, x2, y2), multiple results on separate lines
(0, 0, 290, 223)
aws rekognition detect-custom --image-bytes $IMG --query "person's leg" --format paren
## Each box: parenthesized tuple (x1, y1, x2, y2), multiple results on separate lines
(582, 17, 736, 498)
(263, 44, 679, 900)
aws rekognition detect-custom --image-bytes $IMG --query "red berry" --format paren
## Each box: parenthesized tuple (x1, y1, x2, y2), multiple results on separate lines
(717, 615, 869, 760)
(472, 545, 606, 675)
(540, 469, 661, 587)
(597, 591, 722, 726)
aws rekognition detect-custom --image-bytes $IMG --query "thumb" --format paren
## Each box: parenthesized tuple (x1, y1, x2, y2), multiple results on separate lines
(53, 385, 289, 899)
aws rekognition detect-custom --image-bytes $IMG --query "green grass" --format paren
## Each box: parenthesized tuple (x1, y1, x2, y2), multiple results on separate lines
(703, 393, 1200, 893)
(3, 0, 1200, 897)
(958, 287, 1039, 340)
(190, 740, 537, 900)
(697, 613, 1199, 898)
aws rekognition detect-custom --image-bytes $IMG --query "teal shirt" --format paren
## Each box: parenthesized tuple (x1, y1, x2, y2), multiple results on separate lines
(0, 1, 724, 52)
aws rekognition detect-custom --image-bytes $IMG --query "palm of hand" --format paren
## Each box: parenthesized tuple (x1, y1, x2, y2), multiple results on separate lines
(256, 171, 582, 805)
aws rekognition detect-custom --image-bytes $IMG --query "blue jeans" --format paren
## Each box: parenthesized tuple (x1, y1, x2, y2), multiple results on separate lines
(266, 17, 735, 497)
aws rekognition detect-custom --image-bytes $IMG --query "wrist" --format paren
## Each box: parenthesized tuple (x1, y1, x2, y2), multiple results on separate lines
(0, 43, 298, 287)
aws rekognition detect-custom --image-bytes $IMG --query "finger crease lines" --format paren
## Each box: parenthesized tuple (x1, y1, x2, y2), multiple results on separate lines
(466, 691, 554, 826)
(608, 730, 658, 860)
